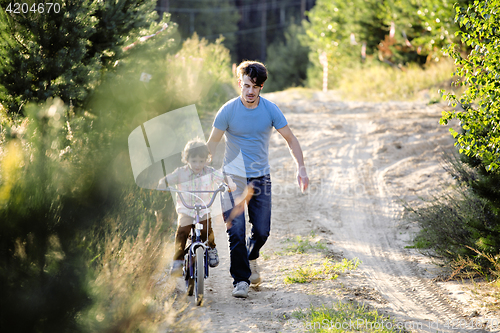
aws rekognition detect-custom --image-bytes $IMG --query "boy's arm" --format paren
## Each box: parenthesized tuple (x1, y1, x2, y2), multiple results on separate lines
(158, 170, 178, 189)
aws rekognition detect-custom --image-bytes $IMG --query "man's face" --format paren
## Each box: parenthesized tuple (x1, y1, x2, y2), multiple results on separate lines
(239, 75, 263, 104)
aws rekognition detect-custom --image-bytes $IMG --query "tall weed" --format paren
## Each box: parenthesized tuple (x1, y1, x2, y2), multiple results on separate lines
(337, 59, 458, 102)
(80, 217, 198, 333)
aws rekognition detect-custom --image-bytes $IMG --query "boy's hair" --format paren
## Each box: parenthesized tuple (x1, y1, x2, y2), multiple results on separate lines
(181, 138, 211, 164)
(236, 61, 268, 87)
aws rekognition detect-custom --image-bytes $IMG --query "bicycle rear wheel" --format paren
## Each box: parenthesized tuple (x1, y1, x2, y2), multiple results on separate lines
(194, 246, 205, 305)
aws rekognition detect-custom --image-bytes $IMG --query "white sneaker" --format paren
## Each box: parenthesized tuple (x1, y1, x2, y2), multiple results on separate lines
(207, 247, 220, 267)
(232, 281, 249, 298)
(249, 259, 262, 286)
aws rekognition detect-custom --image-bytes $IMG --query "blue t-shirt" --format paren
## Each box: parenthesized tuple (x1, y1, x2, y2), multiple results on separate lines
(213, 96, 288, 177)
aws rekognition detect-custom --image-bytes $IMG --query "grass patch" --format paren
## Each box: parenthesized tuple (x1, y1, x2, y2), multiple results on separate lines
(292, 302, 406, 332)
(404, 238, 432, 250)
(284, 258, 361, 284)
(280, 235, 328, 255)
(337, 59, 458, 102)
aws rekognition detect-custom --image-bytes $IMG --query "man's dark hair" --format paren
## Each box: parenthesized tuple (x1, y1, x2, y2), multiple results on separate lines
(236, 61, 268, 87)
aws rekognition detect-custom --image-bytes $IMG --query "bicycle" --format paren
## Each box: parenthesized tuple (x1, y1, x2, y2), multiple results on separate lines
(160, 183, 227, 306)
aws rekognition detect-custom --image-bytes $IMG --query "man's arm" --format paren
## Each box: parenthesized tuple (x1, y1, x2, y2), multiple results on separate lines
(207, 127, 225, 156)
(276, 125, 309, 192)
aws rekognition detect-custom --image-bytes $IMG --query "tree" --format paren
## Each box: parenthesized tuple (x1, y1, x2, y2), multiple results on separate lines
(0, 0, 168, 114)
(166, 0, 240, 60)
(0, 2, 180, 331)
(303, 0, 384, 86)
(377, 0, 474, 61)
(266, 23, 310, 92)
(303, 0, 474, 84)
(440, 0, 500, 172)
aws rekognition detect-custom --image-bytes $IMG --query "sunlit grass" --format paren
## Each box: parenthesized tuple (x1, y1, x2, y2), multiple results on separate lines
(338, 58, 459, 102)
(292, 302, 403, 332)
(284, 258, 361, 284)
(282, 235, 328, 255)
(81, 218, 199, 333)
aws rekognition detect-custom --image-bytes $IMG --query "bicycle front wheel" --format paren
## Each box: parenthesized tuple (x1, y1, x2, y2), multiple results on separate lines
(194, 246, 205, 306)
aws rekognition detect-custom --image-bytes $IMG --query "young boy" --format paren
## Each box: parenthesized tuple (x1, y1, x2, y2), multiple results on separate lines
(158, 138, 235, 275)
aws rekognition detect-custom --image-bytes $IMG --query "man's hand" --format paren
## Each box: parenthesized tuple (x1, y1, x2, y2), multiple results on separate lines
(297, 167, 309, 193)
(227, 177, 237, 192)
(276, 125, 309, 193)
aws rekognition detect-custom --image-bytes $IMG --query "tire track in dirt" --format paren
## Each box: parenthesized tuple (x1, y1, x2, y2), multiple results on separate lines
(290, 93, 489, 332)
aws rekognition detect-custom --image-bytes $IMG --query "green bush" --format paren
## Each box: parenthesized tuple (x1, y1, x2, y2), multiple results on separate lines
(441, 0, 500, 172)
(0, 99, 111, 332)
(406, 153, 500, 270)
(265, 23, 310, 92)
(0, 23, 235, 332)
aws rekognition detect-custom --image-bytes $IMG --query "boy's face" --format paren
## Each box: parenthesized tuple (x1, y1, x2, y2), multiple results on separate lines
(187, 155, 208, 174)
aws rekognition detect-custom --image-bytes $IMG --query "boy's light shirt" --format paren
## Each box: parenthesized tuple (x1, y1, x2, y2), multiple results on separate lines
(166, 165, 225, 219)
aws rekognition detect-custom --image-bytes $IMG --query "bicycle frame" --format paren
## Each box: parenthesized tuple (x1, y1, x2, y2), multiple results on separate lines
(160, 184, 226, 304)
(175, 185, 224, 243)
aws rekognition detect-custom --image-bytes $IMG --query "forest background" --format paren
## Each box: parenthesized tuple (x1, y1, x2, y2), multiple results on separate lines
(0, 0, 499, 331)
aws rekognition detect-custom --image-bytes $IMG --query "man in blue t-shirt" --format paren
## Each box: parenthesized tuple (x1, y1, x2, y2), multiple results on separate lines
(207, 61, 309, 298)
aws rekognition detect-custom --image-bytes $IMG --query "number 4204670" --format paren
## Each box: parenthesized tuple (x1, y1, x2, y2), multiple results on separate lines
(5, 2, 61, 14)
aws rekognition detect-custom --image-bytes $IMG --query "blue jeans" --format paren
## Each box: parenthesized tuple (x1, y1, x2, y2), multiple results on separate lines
(222, 174, 272, 286)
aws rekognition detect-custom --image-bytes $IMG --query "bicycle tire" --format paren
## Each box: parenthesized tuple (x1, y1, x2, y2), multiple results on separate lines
(185, 253, 194, 296)
(194, 246, 205, 305)
(187, 278, 194, 296)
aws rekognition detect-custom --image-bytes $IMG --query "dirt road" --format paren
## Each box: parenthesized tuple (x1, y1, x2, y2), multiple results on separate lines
(188, 90, 497, 332)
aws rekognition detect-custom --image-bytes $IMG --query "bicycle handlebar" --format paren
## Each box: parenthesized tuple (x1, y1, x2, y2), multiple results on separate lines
(160, 184, 226, 210)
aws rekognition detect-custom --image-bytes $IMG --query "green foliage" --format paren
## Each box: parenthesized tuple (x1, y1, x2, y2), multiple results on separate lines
(88, 0, 162, 68)
(167, 0, 239, 60)
(0, 10, 235, 331)
(265, 23, 310, 92)
(302, 0, 472, 89)
(377, 0, 472, 58)
(440, 0, 500, 172)
(284, 258, 360, 284)
(79, 218, 198, 333)
(0, 0, 168, 114)
(164, 34, 237, 119)
(0, 99, 107, 332)
(93, 33, 236, 132)
(406, 153, 500, 269)
(292, 302, 399, 332)
(304, 0, 383, 87)
(281, 235, 327, 255)
(0, 85, 171, 332)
